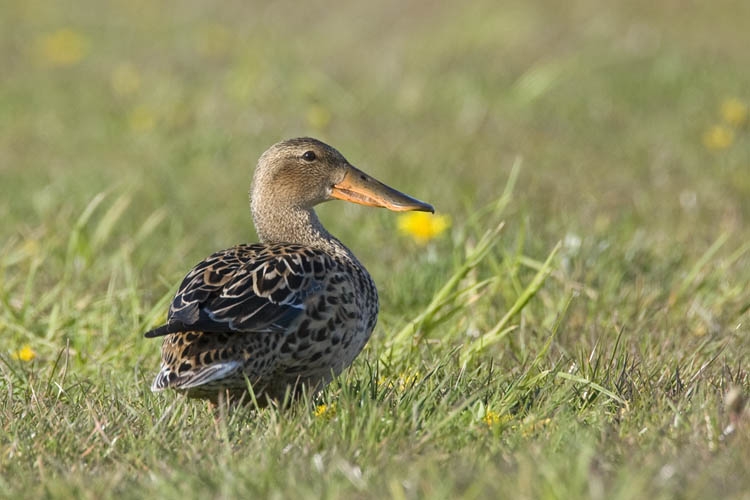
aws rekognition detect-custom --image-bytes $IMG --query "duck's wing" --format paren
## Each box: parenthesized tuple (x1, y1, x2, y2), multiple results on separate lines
(144, 244, 333, 338)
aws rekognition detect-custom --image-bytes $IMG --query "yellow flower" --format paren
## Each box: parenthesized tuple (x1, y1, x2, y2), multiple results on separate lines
(195, 23, 232, 58)
(12, 345, 36, 362)
(720, 98, 748, 127)
(129, 106, 156, 133)
(397, 371, 420, 392)
(314, 402, 336, 419)
(397, 212, 450, 245)
(35, 28, 89, 67)
(22, 238, 40, 256)
(111, 63, 141, 96)
(483, 410, 501, 426)
(702, 124, 734, 150)
(482, 410, 511, 427)
(377, 372, 421, 392)
(306, 104, 332, 131)
(521, 417, 552, 437)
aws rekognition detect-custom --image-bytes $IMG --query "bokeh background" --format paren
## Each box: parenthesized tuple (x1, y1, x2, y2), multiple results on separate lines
(4, 0, 749, 248)
(2, 0, 750, 497)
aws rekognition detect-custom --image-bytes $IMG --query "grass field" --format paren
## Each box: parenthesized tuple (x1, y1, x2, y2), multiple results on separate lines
(2, 0, 750, 498)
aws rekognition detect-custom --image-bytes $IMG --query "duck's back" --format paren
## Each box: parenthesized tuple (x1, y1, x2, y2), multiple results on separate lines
(147, 243, 378, 402)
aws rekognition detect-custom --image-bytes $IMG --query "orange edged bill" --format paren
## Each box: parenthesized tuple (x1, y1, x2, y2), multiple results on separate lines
(331, 166, 434, 213)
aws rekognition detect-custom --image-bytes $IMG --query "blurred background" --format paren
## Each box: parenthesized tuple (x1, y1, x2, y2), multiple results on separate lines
(2, 0, 749, 278)
(2, 3, 749, 495)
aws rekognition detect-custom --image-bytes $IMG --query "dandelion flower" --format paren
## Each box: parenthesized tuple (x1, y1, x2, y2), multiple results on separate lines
(314, 402, 337, 419)
(720, 98, 748, 127)
(129, 105, 156, 133)
(483, 410, 501, 427)
(397, 371, 420, 392)
(35, 28, 89, 67)
(397, 212, 450, 245)
(196, 23, 232, 58)
(111, 63, 142, 96)
(702, 124, 734, 150)
(482, 410, 511, 428)
(306, 104, 332, 131)
(12, 345, 36, 362)
(376, 372, 419, 392)
(521, 416, 552, 437)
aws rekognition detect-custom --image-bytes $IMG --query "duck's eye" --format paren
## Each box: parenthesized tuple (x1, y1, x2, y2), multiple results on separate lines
(301, 151, 317, 162)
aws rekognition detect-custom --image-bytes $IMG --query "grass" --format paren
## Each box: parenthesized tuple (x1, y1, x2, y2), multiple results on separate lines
(2, 0, 750, 498)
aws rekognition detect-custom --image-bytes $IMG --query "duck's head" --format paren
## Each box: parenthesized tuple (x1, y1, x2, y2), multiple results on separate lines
(251, 137, 434, 214)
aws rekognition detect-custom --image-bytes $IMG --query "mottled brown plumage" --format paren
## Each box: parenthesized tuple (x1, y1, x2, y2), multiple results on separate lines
(145, 137, 433, 404)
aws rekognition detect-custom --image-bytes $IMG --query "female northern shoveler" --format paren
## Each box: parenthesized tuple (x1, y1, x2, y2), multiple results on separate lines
(145, 138, 433, 404)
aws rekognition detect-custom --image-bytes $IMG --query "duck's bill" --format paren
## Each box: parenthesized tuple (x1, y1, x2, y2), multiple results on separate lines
(331, 166, 434, 213)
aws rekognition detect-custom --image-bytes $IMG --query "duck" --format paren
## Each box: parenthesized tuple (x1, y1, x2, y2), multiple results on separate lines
(145, 137, 434, 404)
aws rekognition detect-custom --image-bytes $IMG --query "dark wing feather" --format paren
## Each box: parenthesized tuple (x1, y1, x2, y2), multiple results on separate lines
(144, 244, 332, 338)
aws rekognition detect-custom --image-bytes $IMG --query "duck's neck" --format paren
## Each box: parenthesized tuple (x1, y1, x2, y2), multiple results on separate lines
(251, 201, 356, 261)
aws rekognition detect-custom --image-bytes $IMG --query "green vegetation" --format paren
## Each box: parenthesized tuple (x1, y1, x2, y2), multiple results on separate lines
(2, 1, 749, 498)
